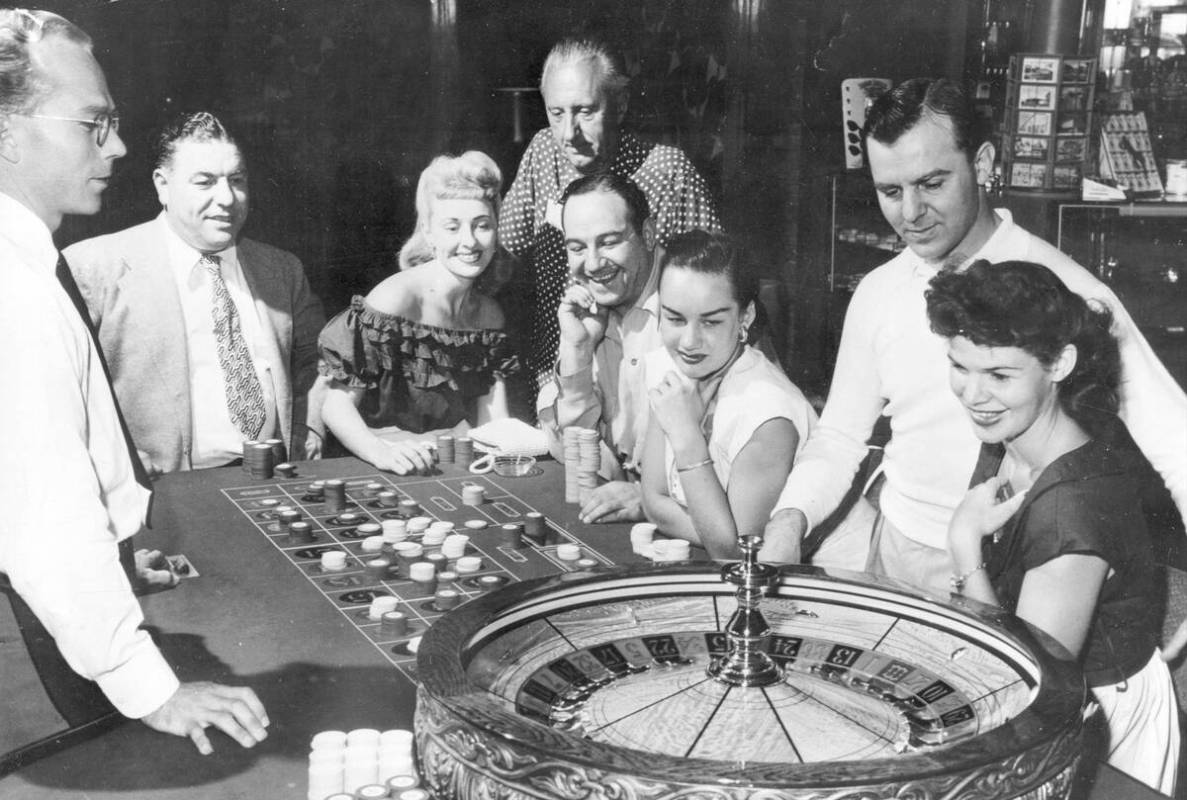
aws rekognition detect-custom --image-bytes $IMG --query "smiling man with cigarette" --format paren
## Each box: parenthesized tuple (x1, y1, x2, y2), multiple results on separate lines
(536, 173, 662, 524)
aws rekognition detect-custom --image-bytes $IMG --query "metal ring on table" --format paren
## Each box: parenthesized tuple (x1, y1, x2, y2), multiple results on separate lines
(468, 453, 494, 474)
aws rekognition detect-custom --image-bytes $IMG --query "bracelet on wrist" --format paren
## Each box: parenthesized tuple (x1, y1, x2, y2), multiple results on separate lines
(675, 457, 713, 473)
(949, 562, 987, 593)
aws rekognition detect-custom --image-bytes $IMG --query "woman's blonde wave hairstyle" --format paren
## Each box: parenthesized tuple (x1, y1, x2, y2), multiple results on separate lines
(398, 151, 504, 284)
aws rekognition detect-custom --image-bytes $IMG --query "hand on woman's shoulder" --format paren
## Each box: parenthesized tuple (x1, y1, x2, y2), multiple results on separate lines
(364, 269, 421, 319)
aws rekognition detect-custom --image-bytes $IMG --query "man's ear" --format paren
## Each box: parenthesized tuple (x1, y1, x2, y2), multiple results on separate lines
(152, 168, 170, 208)
(0, 117, 20, 164)
(614, 93, 629, 125)
(974, 140, 996, 187)
(640, 216, 657, 252)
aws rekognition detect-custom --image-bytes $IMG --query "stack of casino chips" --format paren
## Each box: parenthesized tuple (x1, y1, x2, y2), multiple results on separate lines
(562, 427, 601, 504)
(435, 434, 454, 464)
(308, 727, 421, 800)
(243, 440, 275, 479)
(455, 436, 474, 468)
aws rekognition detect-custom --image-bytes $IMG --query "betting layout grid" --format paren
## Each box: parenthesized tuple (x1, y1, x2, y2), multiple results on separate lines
(222, 473, 614, 681)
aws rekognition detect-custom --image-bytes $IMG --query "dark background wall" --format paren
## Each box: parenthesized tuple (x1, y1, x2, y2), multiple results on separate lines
(40, 0, 971, 392)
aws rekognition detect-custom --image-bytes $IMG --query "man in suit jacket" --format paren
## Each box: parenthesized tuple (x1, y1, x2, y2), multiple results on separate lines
(65, 111, 324, 475)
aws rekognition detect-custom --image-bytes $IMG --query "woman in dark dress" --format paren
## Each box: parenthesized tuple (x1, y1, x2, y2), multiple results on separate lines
(926, 259, 1178, 794)
(318, 151, 519, 473)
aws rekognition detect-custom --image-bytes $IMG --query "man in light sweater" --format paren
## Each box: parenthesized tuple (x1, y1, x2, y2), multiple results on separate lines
(761, 78, 1186, 601)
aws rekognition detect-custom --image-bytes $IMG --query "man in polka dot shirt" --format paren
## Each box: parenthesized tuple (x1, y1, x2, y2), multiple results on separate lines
(499, 37, 721, 391)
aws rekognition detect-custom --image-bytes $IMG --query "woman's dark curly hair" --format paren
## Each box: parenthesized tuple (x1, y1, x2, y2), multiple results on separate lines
(925, 259, 1120, 434)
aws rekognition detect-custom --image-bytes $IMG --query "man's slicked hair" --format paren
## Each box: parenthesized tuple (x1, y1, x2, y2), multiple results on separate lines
(0, 8, 91, 114)
(153, 110, 238, 171)
(560, 172, 651, 234)
(541, 37, 630, 114)
(863, 78, 987, 161)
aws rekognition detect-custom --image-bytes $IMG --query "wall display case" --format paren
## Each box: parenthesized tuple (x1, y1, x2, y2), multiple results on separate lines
(1002, 54, 1097, 191)
(1056, 202, 1187, 387)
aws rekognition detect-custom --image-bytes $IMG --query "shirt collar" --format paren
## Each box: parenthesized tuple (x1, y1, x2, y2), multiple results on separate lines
(0, 191, 59, 275)
(157, 211, 238, 275)
(907, 207, 1015, 279)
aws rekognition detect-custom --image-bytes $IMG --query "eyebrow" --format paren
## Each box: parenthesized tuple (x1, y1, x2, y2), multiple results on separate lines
(660, 304, 733, 317)
(874, 169, 951, 191)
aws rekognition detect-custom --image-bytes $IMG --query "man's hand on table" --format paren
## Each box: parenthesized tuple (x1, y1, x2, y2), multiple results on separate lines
(580, 481, 644, 524)
(142, 682, 269, 755)
(132, 549, 181, 594)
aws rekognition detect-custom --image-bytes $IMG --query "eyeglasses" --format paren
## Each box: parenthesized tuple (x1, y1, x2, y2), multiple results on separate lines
(15, 111, 120, 147)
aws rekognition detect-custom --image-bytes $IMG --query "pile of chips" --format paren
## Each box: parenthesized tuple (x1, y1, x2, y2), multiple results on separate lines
(562, 427, 600, 504)
(307, 728, 426, 800)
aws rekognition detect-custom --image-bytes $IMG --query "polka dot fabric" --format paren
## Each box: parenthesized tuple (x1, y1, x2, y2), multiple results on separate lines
(498, 130, 721, 387)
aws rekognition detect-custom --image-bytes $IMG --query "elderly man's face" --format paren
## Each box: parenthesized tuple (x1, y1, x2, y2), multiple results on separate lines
(6, 36, 125, 230)
(154, 138, 249, 253)
(542, 59, 621, 174)
(563, 190, 655, 308)
(866, 113, 994, 264)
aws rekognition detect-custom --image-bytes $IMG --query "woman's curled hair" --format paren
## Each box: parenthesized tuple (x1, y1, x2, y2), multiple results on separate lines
(925, 259, 1120, 432)
(398, 151, 504, 275)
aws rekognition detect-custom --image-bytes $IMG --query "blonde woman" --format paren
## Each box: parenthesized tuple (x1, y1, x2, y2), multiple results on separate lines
(318, 152, 519, 473)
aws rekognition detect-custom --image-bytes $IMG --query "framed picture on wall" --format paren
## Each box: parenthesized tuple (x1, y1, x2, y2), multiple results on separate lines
(1010, 162, 1050, 188)
(1014, 136, 1050, 160)
(1019, 84, 1056, 110)
(1017, 111, 1053, 136)
(1055, 137, 1087, 161)
(1062, 59, 1093, 83)
(1053, 165, 1082, 189)
(1021, 56, 1059, 82)
(1003, 54, 1096, 191)
(1059, 86, 1089, 111)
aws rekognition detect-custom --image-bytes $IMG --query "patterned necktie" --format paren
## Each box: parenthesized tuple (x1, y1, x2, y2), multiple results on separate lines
(202, 253, 266, 440)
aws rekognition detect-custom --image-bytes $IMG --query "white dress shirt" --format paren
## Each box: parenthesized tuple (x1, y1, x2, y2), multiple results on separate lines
(537, 253, 663, 479)
(162, 216, 278, 467)
(775, 208, 1187, 551)
(0, 192, 178, 718)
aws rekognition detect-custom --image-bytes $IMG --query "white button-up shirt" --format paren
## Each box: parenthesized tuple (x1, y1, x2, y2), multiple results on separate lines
(0, 192, 178, 718)
(162, 217, 278, 467)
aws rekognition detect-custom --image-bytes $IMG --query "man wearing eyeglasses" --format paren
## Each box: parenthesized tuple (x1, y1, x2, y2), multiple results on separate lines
(0, 9, 269, 756)
(64, 111, 325, 476)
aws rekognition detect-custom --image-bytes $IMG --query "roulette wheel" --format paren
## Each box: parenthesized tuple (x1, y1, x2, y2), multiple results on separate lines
(415, 540, 1085, 800)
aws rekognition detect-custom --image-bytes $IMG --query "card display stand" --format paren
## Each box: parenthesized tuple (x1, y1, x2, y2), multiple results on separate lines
(1002, 54, 1096, 191)
(1098, 112, 1164, 196)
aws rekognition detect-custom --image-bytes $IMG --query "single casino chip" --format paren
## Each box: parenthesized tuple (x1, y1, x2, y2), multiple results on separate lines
(355, 785, 392, 799)
(311, 730, 349, 751)
(381, 611, 409, 636)
(381, 729, 414, 751)
(321, 551, 347, 572)
(455, 556, 482, 573)
(434, 589, 460, 610)
(385, 773, 419, 791)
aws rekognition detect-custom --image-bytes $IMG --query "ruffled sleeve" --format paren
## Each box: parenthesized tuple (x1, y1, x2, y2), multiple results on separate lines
(319, 296, 520, 395)
(318, 296, 388, 390)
